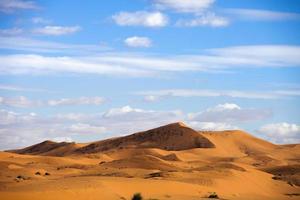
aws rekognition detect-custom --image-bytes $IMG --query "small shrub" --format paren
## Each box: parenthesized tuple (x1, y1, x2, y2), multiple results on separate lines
(208, 192, 219, 199)
(44, 172, 50, 176)
(16, 175, 24, 179)
(15, 175, 28, 181)
(132, 193, 143, 200)
(35, 172, 41, 175)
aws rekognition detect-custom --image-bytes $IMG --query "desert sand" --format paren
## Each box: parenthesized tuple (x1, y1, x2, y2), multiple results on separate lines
(0, 122, 299, 200)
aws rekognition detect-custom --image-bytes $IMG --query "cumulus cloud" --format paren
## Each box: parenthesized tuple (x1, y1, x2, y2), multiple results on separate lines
(32, 26, 81, 36)
(176, 13, 229, 27)
(154, 0, 214, 13)
(153, 1, 230, 28)
(257, 123, 300, 144)
(124, 36, 152, 48)
(112, 11, 168, 27)
(0, 0, 38, 13)
(188, 103, 272, 123)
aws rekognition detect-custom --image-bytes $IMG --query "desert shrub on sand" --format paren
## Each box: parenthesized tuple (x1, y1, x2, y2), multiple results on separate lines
(44, 172, 50, 176)
(132, 193, 143, 200)
(15, 175, 29, 181)
(35, 172, 41, 175)
(208, 192, 219, 199)
(16, 175, 25, 179)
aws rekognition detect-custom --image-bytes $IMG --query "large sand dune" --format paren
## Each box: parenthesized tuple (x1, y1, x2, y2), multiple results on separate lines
(1, 122, 299, 200)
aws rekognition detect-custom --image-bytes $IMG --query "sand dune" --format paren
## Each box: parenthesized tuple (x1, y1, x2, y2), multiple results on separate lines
(76, 122, 215, 154)
(9, 141, 88, 157)
(1, 122, 299, 200)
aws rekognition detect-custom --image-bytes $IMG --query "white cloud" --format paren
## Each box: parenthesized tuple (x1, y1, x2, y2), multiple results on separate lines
(0, 0, 38, 13)
(103, 105, 147, 118)
(55, 113, 91, 121)
(48, 97, 105, 106)
(112, 11, 168, 27)
(209, 45, 300, 66)
(31, 17, 52, 24)
(68, 123, 106, 135)
(137, 89, 300, 100)
(188, 103, 272, 123)
(144, 95, 161, 102)
(33, 26, 81, 36)
(188, 121, 238, 131)
(257, 123, 300, 144)
(52, 137, 73, 143)
(100, 106, 184, 136)
(0, 84, 45, 92)
(0, 36, 110, 54)
(176, 13, 229, 27)
(0, 109, 25, 125)
(213, 103, 241, 111)
(1, 45, 300, 76)
(0, 110, 69, 149)
(0, 54, 152, 77)
(0, 96, 41, 108)
(0, 27, 23, 36)
(225, 8, 300, 21)
(154, 0, 214, 13)
(0, 109, 109, 149)
(124, 36, 152, 48)
(0, 110, 37, 126)
(274, 90, 300, 96)
(0, 96, 105, 107)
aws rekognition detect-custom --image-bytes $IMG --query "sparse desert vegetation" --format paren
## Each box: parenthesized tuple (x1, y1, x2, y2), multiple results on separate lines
(208, 192, 219, 199)
(131, 193, 143, 200)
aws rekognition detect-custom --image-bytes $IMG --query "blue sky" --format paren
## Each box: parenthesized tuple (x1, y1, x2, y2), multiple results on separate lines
(0, 0, 300, 149)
